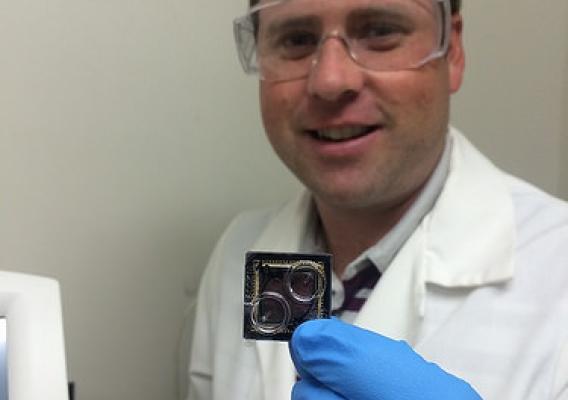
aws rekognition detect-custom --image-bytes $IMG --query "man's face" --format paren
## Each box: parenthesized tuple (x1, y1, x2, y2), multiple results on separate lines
(258, 0, 465, 211)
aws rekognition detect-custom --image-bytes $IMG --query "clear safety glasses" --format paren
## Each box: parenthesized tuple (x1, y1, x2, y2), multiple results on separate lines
(234, 0, 451, 82)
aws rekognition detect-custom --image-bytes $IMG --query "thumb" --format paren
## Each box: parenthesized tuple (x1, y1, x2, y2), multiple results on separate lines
(290, 319, 481, 400)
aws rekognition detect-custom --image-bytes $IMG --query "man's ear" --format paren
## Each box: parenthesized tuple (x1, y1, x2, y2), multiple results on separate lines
(448, 14, 465, 93)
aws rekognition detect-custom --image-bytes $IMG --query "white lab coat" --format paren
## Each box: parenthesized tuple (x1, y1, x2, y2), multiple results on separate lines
(188, 129, 568, 400)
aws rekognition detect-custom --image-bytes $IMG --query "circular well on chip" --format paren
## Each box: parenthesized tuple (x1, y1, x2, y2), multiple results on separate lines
(286, 261, 326, 303)
(250, 291, 291, 334)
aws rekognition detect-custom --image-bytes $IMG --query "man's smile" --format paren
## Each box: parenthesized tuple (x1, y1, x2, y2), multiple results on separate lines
(306, 124, 382, 142)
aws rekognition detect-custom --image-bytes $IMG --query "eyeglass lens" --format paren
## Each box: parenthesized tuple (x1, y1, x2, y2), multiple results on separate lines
(238, 0, 445, 81)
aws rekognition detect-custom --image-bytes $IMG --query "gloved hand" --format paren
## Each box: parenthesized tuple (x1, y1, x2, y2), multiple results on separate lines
(289, 318, 482, 400)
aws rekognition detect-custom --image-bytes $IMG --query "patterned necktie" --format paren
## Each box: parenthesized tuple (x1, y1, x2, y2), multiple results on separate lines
(333, 262, 381, 317)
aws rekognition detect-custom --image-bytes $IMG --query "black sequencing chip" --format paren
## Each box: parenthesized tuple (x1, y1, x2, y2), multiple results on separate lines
(243, 251, 332, 341)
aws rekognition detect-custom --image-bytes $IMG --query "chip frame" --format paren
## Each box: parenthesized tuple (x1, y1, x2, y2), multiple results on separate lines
(243, 251, 332, 341)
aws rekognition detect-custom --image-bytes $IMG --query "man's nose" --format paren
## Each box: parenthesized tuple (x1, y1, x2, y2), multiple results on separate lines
(307, 35, 364, 103)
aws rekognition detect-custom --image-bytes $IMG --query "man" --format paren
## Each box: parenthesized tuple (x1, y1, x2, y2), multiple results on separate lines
(188, 0, 568, 399)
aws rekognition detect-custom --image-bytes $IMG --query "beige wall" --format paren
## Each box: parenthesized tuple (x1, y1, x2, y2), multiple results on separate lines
(561, 2, 568, 200)
(0, 0, 298, 399)
(0, 1, 566, 400)
(453, 0, 568, 198)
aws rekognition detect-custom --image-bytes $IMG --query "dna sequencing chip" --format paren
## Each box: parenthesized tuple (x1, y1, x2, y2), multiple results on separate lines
(243, 251, 332, 341)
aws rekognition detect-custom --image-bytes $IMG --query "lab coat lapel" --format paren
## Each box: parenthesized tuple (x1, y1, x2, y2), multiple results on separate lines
(253, 341, 296, 400)
(250, 191, 312, 400)
(423, 130, 515, 286)
(354, 130, 515, 344)
(251, 191, 312, 254)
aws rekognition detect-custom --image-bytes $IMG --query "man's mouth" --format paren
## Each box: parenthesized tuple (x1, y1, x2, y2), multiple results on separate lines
(308, 125, 380, 142)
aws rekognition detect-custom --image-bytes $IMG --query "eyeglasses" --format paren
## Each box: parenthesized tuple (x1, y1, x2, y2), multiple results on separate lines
(234, 0, 451, 82)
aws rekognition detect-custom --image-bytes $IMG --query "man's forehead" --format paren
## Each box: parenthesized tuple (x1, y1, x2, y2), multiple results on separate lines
(251, 0, 435, 18)
(252, 0, 435, 22)
(253, 0, 433, 8)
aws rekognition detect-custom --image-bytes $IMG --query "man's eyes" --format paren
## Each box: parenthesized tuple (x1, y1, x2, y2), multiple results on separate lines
(359, 22, 405, 38)
(265, 19, 411, 57)
(272, 30, 319, 58)
(354, 21, 408, 50)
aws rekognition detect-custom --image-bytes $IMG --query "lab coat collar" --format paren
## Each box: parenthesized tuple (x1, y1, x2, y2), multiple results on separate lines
(354, 129, 516, 344)
(423, 128, 515, 287)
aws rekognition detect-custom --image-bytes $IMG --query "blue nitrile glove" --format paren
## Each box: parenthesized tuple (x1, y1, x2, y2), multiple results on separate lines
(289, 318, 482, 400)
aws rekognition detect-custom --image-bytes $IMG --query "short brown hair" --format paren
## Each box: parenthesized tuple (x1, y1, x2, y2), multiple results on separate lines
(250, 0, 462, 14)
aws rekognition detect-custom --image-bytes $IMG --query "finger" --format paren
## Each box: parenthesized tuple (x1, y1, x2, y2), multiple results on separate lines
(292, 376, 347, 400)
(290, 319, 480, 400)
